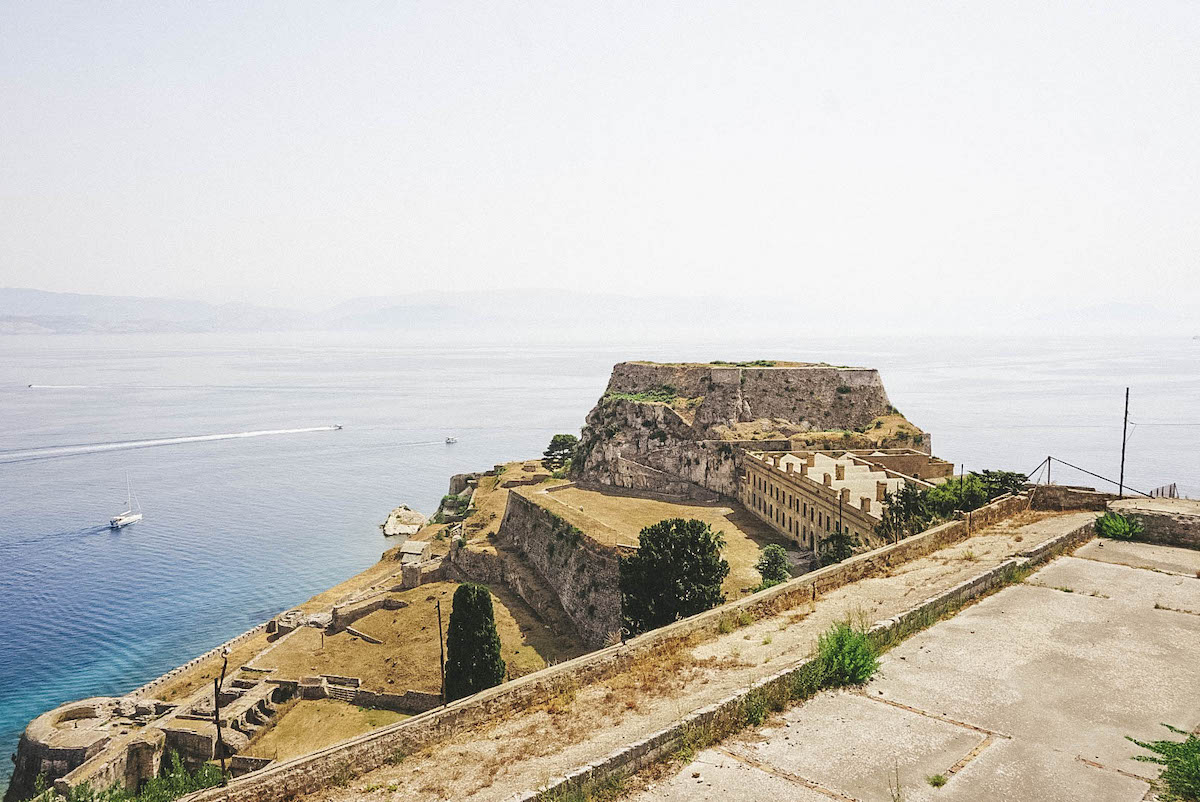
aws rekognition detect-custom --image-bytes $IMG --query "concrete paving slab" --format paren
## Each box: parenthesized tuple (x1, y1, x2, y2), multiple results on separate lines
(1076, 537, 1200, 577)
(1032, 554, 1200, 612)
(632, 545, 1200, 802)
(724, 692, 983, 802)
(898, 737, 1150, 802)
(631, 748, 833, 802)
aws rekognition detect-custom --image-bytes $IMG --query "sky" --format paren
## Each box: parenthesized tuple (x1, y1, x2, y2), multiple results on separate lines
(1, 1, 1197, 324)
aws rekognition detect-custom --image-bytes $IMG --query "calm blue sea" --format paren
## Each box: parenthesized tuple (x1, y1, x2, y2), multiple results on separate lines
(1, 332, 1196, 787)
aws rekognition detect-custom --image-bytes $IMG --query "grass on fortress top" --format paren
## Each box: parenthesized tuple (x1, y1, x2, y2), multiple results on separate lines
(539, 487, 797, 597)
(242, 699, 407, 763)
(252, 581, 585, 693)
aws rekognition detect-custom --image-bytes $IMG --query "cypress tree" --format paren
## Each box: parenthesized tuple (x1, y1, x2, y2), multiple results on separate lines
(443, 583, 506, 702)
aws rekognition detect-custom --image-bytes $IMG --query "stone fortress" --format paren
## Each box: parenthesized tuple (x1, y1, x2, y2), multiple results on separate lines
(10, 358, 942, 800)
(8, 359, 1196, 802)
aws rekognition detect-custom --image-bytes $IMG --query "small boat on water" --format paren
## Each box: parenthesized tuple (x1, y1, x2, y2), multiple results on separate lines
(110, 474, 143, 529)
(445, 436, 457, 444)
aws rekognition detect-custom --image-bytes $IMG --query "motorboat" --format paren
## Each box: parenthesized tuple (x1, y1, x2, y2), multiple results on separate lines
(445, 437, 457, 444)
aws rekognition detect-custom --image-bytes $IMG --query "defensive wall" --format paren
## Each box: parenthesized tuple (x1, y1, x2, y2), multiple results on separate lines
(1110, 497, 1200, 549)
(174, 490, 1043, 802)
(520, 515, 1099, 802)
(487, 485, 623, 649)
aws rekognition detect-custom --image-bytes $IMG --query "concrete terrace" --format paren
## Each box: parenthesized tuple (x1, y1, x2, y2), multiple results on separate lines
(632, 539, 1200, 802)
(302, 511, 1097, 802)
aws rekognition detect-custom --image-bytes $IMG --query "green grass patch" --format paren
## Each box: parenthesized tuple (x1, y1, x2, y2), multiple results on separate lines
(1128, 724, 1200, 801)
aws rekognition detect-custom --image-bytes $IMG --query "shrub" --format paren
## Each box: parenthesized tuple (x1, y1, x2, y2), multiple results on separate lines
(1096, 511, 1144, 541)
(444, 583, 507, 702)
(815, 621, 879, 687)
(51, 751, 223, 802)
(1128, 724, 1200, 801)
(620, 518, 729, 636)
(754, 544, 791, 588)
(927, 773, 948, 788)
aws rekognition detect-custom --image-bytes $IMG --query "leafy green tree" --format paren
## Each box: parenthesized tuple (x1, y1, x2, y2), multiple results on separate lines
(542, 433, 579, 469)
(754, 544, 791, 589)
(818, 528, 856, 567)
(977, 469, 1027, 498)
(444, 583, 506, 702)
(875, 483, 933, 543)
(924, 473, 990, 517)
(620, 518, 730, 635)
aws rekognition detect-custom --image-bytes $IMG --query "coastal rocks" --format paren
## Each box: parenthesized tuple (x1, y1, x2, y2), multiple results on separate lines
(381, 505, 427, 537)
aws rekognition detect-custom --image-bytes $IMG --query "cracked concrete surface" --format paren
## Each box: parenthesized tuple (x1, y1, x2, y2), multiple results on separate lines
(632, 541, 1200, 802)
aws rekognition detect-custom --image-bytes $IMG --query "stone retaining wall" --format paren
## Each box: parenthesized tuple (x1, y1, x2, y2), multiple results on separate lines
(520, 516, 1097, 801)
(177, 492, 1037, 802)
(493, 488, 623, 648)
(1109, 498, 1200, 549)
(1031, 484, 1119, 511)
(128, 623, 270, 700)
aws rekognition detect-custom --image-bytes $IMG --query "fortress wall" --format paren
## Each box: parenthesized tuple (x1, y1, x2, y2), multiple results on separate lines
(128, 622, 270, 700)
(522, 517, 1098, 802)
(494, 490, 622, 648)
(1109, 498, 1200, 549)
(177, 492, 1045, 802)
(736, 366, 892, 431)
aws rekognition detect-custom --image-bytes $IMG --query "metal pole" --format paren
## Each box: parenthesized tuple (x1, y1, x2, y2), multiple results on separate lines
(436, 599, 446, 703)
(1119, 387, 1130, 499)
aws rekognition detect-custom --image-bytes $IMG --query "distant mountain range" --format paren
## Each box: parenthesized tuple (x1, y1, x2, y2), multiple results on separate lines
(2, 287, 1195, 337)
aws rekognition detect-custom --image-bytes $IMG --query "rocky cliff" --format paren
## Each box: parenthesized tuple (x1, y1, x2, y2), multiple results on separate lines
(574, 361, 927, 498)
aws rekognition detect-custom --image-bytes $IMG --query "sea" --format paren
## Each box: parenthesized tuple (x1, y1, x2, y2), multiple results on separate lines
(1, 332, 1197, 787)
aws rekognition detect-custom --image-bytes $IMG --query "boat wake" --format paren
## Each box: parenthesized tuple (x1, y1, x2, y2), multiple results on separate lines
(0, 426, 341, 464)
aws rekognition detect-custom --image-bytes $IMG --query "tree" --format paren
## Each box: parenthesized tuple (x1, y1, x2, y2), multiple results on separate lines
(620, 518, 730, 636)
(443, 583, 506, 702)
(875, 483, 933, 543)
(818, 528, 856, 567)
(754, 544, 791, 589)
(977, 469, 1027, 498)
(925, 474, 990, 517)
(543, 433, 579, 469)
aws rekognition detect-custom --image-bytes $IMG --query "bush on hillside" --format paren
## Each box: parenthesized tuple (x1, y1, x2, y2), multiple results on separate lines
(444, 583, 507, 702)
(1095, 511, 1144, 541)
(620, 518, 729, 636)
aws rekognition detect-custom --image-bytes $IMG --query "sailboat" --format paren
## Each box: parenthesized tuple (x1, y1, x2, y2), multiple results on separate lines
(109, 474, 143, 529)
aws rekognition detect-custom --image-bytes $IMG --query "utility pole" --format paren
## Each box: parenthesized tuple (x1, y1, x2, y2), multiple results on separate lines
(1119, 387, 1130, 499)
(436, 599, 446, 704)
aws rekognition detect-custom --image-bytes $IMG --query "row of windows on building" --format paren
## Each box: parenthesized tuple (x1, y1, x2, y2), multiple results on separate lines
(748, 472, 862, 546)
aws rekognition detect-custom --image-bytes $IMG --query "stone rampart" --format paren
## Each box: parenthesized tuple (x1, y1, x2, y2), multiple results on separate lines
(176, 492, 1044, 802)
(1109, 498, 1200, 549)
(127, 622, 270, 700)
(1031, 484, 1119, 511)
(494, 488, 622, 648)
(519, 515, 1097, 801)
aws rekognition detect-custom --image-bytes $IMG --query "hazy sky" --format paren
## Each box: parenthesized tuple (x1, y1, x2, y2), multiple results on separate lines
(2, 2, 1197, 318)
